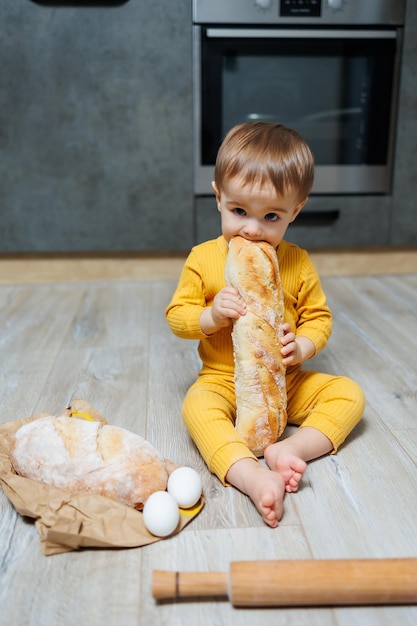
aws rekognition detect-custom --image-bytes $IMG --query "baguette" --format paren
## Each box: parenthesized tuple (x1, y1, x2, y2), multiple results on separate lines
(225, 236, 287, 456)
(10, 416, 168, 509)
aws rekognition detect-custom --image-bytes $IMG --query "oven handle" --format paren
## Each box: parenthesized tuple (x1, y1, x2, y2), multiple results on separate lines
(206, 28, 397, 40)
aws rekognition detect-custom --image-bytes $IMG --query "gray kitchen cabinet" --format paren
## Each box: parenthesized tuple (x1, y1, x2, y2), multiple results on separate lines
(0, 0, 416, 252)
(1, 0, 193, 252)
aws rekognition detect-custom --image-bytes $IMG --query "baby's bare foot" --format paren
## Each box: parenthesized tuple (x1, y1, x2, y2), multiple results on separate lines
(226, 459, 286, 527)
(249, 465, 286, 527)
(264, 443, 307, 493)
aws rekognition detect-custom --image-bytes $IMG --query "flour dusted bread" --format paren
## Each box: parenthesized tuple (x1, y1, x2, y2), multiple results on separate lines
(10, 416, 168, 509)
(225, 236, 287, 456)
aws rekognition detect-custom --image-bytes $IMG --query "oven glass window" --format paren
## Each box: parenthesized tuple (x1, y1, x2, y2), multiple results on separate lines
(200, 31, 396, 168)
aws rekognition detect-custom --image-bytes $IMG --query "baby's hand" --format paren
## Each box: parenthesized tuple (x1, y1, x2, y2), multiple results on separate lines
(280, 323, 315, 366)
(200, 287, 246, 335)
(212, 287, 246, 327)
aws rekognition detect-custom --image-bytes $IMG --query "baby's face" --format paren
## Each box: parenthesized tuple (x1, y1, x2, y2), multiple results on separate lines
(212, 176, 306, 248)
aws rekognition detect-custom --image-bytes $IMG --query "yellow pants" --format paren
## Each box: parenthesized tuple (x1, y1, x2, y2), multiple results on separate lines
(182, 368, 365, 483)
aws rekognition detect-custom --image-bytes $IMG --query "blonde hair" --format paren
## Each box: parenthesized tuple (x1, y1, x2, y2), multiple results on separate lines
(214, 122, 315, 204)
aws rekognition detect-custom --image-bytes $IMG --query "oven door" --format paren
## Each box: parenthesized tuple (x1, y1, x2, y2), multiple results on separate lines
(193, 26, 402, 195)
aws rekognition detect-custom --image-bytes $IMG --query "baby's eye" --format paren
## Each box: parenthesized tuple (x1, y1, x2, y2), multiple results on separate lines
(265, 213, 279, 221)
(233, 208, 246, 216)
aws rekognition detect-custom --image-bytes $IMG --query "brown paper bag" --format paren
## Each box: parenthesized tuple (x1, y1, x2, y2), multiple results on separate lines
(0, 399, 204, 555)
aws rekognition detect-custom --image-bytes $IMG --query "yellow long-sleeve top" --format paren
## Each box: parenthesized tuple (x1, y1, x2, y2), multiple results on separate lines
(166, 236, 332, 376)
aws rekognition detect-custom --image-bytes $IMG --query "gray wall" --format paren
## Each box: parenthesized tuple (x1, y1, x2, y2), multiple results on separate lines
(1, 0, 193, 252)
(1, 0, 416, 252)
(391, 0, 417, 244)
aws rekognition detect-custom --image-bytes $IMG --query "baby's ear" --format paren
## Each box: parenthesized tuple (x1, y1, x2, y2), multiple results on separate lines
(290, 198, 307, 222)
(211, 181, 220, 201)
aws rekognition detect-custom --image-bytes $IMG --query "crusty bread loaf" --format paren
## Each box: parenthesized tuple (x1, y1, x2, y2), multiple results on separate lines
(10, 416, 168, 509)
(225, 236, 287, 456)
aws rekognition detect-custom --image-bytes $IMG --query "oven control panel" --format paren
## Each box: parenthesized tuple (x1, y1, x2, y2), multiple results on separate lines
(193, 0, 405, 25)
(280, 0, 321, 18)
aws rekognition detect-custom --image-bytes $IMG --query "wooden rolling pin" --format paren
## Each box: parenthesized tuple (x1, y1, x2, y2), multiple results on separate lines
(153, 558, 417, 607)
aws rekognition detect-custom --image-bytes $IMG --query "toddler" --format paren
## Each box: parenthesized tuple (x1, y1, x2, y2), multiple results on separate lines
(166, 122, 365, 527)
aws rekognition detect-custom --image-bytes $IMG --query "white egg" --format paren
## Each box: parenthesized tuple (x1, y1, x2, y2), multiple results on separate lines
(167, 466, 203, 509)
(142, 491, 180, 537)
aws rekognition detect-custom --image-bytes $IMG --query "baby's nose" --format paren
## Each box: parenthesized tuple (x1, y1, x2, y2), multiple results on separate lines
(243, 219, 262, 237)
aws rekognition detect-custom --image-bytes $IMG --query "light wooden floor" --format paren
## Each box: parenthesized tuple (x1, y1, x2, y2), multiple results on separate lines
(1, 250, 417, 625)
(0, 246, 416, 284)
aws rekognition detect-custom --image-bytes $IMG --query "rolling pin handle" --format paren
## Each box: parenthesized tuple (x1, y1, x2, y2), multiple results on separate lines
(152, 570, 228, 601)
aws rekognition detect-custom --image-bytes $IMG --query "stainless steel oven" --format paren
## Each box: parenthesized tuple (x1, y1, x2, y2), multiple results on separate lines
(193, 0, 405, 197)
